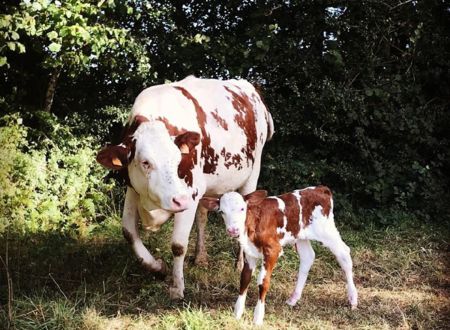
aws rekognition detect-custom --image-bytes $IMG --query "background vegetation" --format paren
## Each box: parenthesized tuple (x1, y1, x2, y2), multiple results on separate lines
(1, 1, 449, 329)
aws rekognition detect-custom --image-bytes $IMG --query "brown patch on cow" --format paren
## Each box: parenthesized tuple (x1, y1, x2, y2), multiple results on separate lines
(220, 147, 243, 170)
(174, 86, 219, 174)
(172, 243, 185, 257)
(279, 193, 301, 237)
(122, 227, 134, 244)
(211, 108, 228, 130)
(300, 186, 333, 227)
(174, 132, 200, 187)
(224, 86, 257, 165)
(155, 116, 187, 136)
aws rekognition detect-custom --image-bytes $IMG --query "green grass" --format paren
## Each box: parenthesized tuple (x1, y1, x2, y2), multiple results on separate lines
(1, 215, 449, 329)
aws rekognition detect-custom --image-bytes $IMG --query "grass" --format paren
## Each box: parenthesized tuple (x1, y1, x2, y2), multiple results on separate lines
(0, 214, 449, 329)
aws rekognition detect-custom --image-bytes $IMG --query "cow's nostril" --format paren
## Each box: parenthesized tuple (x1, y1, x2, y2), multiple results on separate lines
(172, 198, 181, 208)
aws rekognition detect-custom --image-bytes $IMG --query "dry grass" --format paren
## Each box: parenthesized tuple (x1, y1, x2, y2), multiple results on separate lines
(1, 216, 449, 329)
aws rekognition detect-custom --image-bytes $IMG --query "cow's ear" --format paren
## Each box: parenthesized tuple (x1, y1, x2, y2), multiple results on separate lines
(199, 197, 220, 211)
(96, 144, 130, 170)
(175, 131, 201, 154)
(244, 190, 268, 205)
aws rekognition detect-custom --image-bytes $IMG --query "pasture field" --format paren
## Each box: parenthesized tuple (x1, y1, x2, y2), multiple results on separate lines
(1, 215, 448, 329)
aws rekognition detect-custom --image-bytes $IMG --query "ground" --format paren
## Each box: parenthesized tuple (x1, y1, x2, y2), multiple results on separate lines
(1, 214, 449, 329)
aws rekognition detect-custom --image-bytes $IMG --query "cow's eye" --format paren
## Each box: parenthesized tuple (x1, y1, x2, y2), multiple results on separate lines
(141, 160, 153, 171)
(240, 207, 245, 211)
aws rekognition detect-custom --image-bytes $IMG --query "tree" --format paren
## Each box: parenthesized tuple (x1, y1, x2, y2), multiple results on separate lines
(0, 0, 150, 112)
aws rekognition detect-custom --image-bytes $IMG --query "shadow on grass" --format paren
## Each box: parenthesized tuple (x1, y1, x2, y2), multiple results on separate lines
(0, 218, 449, 329)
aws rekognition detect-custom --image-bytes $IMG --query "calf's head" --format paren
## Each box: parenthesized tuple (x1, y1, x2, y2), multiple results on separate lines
(200, 190, 267, 237)
(97, 119, 200, 213)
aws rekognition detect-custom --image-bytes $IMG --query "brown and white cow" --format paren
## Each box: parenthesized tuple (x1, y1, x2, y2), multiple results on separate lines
(200, 186, 358, 325)
(96, 76, 274, 299)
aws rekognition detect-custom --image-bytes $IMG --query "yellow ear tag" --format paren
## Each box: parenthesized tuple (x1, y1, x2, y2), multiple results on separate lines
(112, 157, 122, 167)
(180, 144, 189, 154)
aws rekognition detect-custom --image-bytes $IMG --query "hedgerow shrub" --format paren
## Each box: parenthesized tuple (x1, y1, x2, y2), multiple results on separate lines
(0, 113, 118, 236)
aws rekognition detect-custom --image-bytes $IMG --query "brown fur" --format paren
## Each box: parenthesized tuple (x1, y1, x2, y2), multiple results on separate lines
(300, 186, 332, 227)
(224, 86, 258, 166)
(174, 86, 219, 174)
(171, 243, 185, 257)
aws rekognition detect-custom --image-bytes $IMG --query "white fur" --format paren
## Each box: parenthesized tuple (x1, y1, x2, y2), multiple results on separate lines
(253, 300, 265, 325)
(234, 294, 247, 319)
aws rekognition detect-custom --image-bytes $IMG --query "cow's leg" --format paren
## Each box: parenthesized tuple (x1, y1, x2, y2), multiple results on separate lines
(253, 247, 279, 325)
(169, 201, 198, 299)
(234, 253, 257, 320)
(122, 187, 167, 277)
(194, 205, 208, 266)
(286, 239, 315, 306)
(318, 229, 358, 309)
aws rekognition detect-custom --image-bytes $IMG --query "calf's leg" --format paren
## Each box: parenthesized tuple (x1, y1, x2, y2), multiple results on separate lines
(318, 230, 358, 309)
(286, 239, 315, 306)
(234, 254, 256, 319)
(253, 247, 279, 325)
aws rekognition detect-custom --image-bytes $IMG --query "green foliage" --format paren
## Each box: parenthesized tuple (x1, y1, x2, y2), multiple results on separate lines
(1, 0, 449, 225)
(0, 113, 117, 236)
(0, 0, 149, 75)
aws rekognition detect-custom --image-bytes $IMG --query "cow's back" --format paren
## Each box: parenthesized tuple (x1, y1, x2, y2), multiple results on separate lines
(130, 76, 272, 194)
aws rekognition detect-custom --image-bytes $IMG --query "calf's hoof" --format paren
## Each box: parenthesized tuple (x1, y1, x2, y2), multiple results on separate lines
(286, 297, 298, 306)
(169, 286, 184, 300)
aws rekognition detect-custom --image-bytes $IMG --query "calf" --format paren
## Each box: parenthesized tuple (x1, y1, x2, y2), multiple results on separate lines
(200, 186, 358, 325)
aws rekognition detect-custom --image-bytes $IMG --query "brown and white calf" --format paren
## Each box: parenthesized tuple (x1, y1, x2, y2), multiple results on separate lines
(200, 186, 358, 325)
(96, 76, 273, 299)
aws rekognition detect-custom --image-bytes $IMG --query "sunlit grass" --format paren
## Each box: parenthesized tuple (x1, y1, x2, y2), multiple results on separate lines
(1, 216, 448, 329)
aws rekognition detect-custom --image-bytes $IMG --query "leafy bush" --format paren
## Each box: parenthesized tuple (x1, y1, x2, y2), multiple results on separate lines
(0, 113, 118, 236)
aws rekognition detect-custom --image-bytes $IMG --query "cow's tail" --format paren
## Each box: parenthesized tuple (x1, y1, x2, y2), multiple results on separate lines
(266, 110, 274, 141)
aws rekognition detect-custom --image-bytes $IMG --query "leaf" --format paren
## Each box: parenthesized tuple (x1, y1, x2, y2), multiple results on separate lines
(7, 42, 15, 51)
(0, 56, 7, 67)
(17, 43, 26, 53)
(11, 31, 20, 40)
(48, 42, 61, 53)
(47, 31, 58, 40)
(31, 2, 42, 11)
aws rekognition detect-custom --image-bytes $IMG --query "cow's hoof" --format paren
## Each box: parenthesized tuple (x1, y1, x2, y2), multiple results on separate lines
(141, 259, 168, 280)
(169, 286, 184, 300)
(194, 253, 208, 267)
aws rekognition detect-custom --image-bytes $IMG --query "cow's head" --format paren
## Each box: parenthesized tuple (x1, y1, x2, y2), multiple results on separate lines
(97, 117, 200, 213)
(200, 190, 267, 237)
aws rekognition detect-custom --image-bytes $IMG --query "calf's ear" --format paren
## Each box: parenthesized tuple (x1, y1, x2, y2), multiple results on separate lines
(244, 190, 268, 205)
(199, 197, 220, 211)
(96, 144, 130, 170)
(175, 131, 201, 154)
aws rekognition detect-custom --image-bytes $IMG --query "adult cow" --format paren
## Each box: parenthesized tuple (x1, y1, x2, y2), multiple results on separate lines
(96, 76, 274, 299)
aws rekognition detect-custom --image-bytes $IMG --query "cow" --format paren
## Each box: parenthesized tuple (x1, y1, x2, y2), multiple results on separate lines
(200, 186, 358, 325)
(96, 76, 274, 299)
